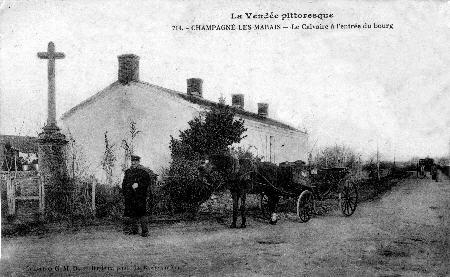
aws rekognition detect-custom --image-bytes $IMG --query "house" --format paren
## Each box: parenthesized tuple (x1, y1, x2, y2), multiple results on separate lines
(0, 135, 39, 172)
(60, 54, 308, 183)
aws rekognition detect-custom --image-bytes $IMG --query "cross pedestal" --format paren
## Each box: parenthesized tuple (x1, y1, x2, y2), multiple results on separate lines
(37, 42, 70, 220)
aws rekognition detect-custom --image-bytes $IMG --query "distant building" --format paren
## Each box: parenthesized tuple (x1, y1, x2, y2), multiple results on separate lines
(60, 54, 308, 182)
(0, 135, 38, 172)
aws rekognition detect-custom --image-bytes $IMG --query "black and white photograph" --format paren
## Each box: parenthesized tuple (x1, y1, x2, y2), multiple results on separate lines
(0, 0, 449, 276)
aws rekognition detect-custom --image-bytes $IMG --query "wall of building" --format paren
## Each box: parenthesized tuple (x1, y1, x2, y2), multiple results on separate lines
(61, 83, 203, 183)
(238, 118, 308, 164)
(125, 83, 203, 175)
(61, 83, 130, 182)
(61, 83, 308, 184)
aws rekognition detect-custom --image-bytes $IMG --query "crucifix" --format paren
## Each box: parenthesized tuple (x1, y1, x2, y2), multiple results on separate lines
(37, 41, 65, 129)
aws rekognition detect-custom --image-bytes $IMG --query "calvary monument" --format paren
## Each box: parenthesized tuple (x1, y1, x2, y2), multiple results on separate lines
(37, 41, 69, 218)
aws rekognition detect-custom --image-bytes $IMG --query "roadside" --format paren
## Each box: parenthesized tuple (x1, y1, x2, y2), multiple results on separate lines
(1, 170, 411, 237)
(1, 174, 448, 276)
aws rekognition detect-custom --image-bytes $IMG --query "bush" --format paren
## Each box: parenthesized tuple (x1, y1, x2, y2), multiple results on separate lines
(95, 183, 124, 219)
(1, 183, 9, 219)
(67, 177, 168, 221)
(44, 176, 75, 221)
(151, 177, 173, 216)
(70, 177, 95, 219)
(163, 158, 223, 216)
(43, 176, 98, 222)
(44, 177, 125, 221)
(314, 145, 361, 169)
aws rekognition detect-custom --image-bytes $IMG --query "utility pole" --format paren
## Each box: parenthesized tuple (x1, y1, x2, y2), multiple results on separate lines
(269, 136, 273, 163)
(377, 142, 380, 181)
(393, 139, 396, 169)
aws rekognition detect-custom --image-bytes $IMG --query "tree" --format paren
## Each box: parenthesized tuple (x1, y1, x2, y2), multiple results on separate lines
(169, 103, 247, 160)
(314, 145, 361, 169)
(121, 121, 141, 171)
(165, 104, 247, 215)
(101, 131, 116, 186)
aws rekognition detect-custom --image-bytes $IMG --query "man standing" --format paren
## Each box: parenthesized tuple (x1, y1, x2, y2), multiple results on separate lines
(122, 155, 154, 237)
(431, 163, 439, 182)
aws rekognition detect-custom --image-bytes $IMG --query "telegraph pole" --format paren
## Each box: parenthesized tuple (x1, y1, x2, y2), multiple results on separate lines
(377, 141, 380, 181)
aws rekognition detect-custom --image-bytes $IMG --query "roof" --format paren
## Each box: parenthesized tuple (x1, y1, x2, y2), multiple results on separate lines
(0, 135, 38, 153)
(138, 81, 302, 132)
(62, 80, 304, 133)
(61, 82, 119, 120)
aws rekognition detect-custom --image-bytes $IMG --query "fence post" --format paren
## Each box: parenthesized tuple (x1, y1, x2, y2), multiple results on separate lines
(39, 174, 45, 216)
(91, 178, 96, 215)
(6, 175, 15, 216)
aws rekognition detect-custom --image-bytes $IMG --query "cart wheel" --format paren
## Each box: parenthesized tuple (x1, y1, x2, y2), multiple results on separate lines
(339, 180, 358, 216)
(260, 193, 270, 219)
(297, 190, 314, 223)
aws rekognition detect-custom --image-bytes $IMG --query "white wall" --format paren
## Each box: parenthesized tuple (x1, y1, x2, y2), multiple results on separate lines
(61, 82, 203, 182)
(62, 83, 130, 182)
(126, 83, 203, 175)
(61, 82, 308, 184)
(238, 118, 308, 164)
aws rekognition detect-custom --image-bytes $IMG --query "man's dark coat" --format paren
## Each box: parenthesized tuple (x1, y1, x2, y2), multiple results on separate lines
(122, 165, 154, 217)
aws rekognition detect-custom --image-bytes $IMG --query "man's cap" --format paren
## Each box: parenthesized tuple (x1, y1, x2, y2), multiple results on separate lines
(131, 155, 141, 161)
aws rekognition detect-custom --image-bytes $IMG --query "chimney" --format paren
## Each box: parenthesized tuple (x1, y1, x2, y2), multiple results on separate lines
(187, 78, 203, 97)
(257, 103, 269, 117)
(231, 94, 244, 109)
(118, 54, 139, 84)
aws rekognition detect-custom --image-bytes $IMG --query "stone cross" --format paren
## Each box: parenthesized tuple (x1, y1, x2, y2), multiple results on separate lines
(37, 42, 65, 128)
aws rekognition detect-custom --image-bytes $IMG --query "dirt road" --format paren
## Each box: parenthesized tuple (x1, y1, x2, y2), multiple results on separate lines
(1, 175, 449, 276)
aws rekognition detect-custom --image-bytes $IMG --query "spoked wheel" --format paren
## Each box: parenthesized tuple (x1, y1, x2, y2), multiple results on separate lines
(297, 190, 314, 223)
(339, 180, 358, 216)
(260, 193, 270, 219)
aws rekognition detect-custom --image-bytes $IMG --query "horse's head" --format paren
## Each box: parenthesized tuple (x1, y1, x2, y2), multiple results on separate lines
(199, 153, 258, 182)
(210, 153, 234, 174)
(198, 153, 236, 175)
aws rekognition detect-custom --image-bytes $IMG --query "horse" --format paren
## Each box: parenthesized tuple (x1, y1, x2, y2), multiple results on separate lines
(199, 153, 280, 228)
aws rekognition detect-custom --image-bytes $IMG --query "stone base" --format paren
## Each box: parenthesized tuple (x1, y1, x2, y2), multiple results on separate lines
(38, 124, 69, 220)
(38, 123, 67, 144)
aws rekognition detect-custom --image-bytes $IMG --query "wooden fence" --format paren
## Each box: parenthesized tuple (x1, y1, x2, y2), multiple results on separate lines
(1, 171, 44, 219)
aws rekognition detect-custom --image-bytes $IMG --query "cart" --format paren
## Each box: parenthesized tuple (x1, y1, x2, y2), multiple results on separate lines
(417, 158, 434, 179)
(258, 162, 358, 223)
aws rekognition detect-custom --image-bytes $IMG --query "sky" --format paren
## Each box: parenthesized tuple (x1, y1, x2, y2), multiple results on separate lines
(0, 0, 449, 161)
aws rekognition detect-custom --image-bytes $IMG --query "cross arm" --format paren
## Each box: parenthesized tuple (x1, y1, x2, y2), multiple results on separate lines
(54, 52, 65, 59)
(37, 52, 65, 59)
(37, 52, 49, 59)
